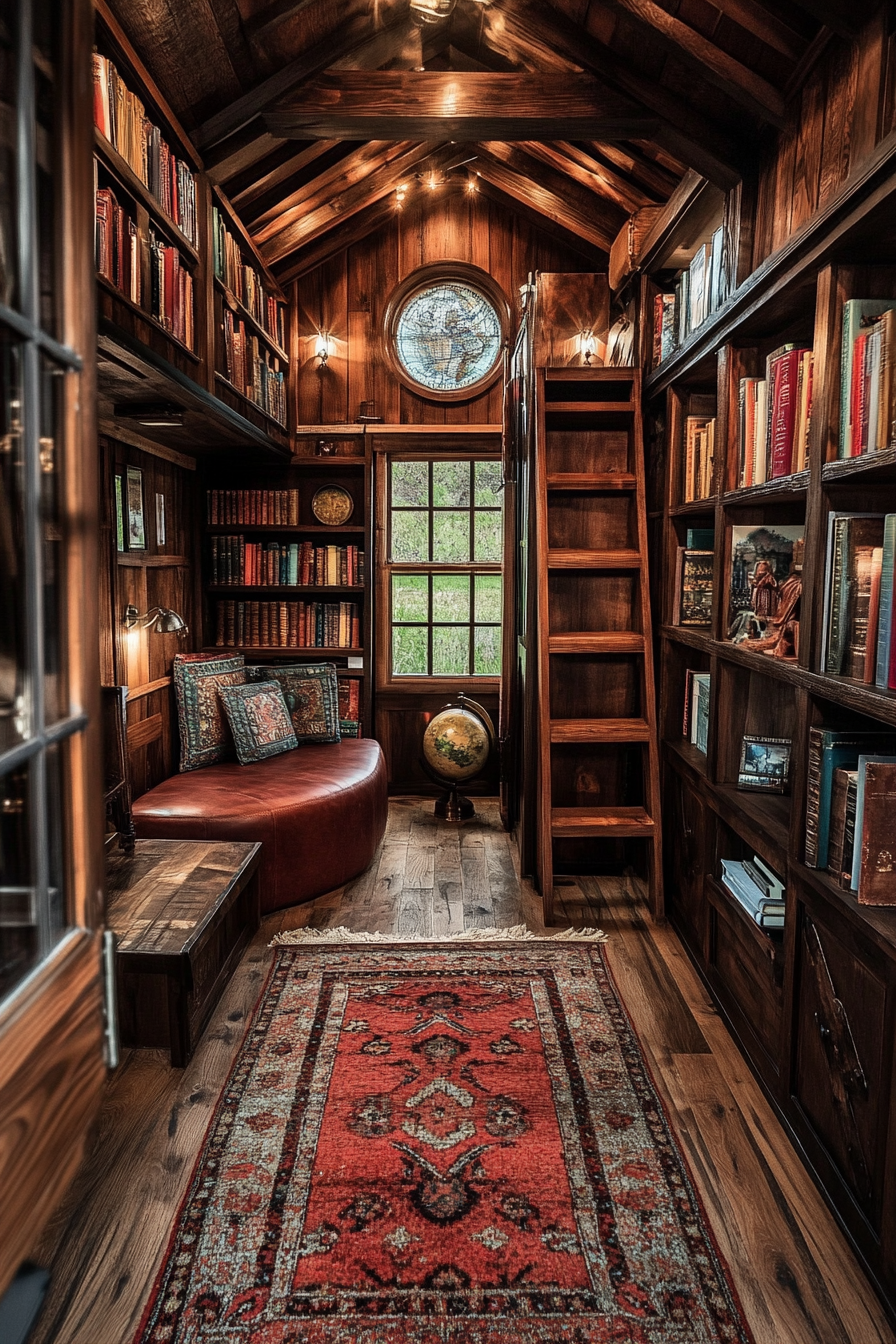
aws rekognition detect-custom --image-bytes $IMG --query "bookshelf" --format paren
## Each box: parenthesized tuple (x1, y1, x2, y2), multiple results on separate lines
(201, 454, 373, 736)
(643, 166, 896, 1303)
(93, 0, 291, 457)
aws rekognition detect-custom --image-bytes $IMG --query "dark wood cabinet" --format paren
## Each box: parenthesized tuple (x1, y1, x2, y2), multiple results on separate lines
(663, 768, 706, 959)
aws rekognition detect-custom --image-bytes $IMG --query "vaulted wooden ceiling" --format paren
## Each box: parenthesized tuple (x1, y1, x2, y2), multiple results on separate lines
(112, 0, 852, 281)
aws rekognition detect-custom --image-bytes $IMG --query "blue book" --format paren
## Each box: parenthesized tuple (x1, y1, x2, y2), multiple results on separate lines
(850, 755, 896, 890)
(876, 515, 896, 687)
(806, 728, 896, 868)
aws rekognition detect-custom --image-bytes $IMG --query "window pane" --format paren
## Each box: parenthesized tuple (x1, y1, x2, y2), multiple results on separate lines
(433, 626, 469, 675)
(474, 573, 502, 623)
(392, 509, 429, 562)
(40, 357, 66, 724)
(393, 625, 428, 676)
(474, 625, 502, 675)
(475, 460, 502, 505)
(474, 510, 502, 562)
(0, 333, 28, 750)
(392, 460, 429, 507)
(433, 574, 469, 623)
(0, 763, 37, 999)
(433, 460, 470, 507)
(392, 572, 429, 622)
(44, 741, 67, 941)
(432, 510, 469, 562)
(0, 14, 18, 310)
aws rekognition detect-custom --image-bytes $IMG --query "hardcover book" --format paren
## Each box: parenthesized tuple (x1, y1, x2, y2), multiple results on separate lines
(859, 762, 896, 905)
(820, 514, 885, 675)
(805, 729, 896, 868)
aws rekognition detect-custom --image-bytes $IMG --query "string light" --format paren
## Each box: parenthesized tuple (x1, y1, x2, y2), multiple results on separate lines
(393, 158, 480, 207)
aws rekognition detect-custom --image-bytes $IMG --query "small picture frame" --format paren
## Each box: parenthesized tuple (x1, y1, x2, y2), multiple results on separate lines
(126, 466, 146, 550)
(114, 472, 126, 552)
(155, 492, 166, 547)
(737, 735, 792, 793)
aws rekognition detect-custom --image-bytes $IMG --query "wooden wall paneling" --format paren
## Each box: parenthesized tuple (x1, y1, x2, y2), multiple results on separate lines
(852, 7, 887, 169)
(817, 36, 860, 208)
(375, 694, 501, 793)
(791, 73, 825, 233)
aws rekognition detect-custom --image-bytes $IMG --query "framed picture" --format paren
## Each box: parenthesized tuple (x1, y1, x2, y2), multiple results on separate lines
(114, 473, 126, 552)
(155, 492, 166, 547)
(126, 466, 146, 550)
(738, 735, 792, 793)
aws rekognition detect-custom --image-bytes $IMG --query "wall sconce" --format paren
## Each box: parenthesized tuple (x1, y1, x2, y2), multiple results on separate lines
(578, 330, 597, 365)
(123, 604, 189, 636)
(315, 332, 331, 367)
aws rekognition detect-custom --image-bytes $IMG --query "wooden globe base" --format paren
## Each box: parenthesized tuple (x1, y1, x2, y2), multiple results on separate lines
(433, 784, 475, 822)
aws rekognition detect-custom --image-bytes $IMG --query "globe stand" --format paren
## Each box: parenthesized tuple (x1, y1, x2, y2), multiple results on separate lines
(433, 783, 475, 823)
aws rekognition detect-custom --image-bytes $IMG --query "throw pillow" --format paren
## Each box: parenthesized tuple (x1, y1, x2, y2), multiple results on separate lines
(218, 681, 298, 764)
(248, 663, 340, 743)
(173, 652, 246, 772)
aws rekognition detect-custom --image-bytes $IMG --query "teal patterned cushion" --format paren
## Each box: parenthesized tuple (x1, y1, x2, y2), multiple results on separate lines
(247, 663, 340, 744)
(173, 652, 246, 772)
(218, 681, 298, 764)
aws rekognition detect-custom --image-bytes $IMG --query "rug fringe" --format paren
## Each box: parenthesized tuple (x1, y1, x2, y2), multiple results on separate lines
(271, 923, 608, 947)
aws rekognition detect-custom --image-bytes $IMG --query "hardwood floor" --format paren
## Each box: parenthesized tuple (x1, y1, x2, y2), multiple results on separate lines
(32, 797, 894, 1344)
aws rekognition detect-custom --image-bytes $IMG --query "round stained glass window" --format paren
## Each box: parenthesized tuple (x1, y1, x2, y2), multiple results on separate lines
(383, 265, 510, 400)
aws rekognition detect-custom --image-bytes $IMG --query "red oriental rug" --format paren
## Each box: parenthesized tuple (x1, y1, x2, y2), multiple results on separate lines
(136, 940, 754, 1344)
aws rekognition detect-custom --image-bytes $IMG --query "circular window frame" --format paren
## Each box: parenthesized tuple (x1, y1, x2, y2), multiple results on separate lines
(381, 263, 512, 402)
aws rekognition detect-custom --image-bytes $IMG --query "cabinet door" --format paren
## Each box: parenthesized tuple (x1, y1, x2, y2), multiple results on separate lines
(792, 902, 888, 1228)
(663, 769, 706, 961)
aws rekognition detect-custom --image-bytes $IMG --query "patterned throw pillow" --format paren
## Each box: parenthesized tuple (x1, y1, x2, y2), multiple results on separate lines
(173, 652, 246, 772)
(217, 681, 298, 764)
(248, 663, 340, 744)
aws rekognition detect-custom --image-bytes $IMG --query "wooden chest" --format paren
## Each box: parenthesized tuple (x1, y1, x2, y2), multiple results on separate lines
(106, 839, 262, 1066)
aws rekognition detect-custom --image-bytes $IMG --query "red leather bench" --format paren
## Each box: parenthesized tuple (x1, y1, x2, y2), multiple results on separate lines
(132, 739, 387, 914)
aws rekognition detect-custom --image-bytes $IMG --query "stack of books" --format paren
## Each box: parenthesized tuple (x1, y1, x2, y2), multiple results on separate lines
(839, 299, 896, 458)
(720, 855, 786, 930)
(210, 538, 364, 587)
(92, 53, 198, 246)
(207, 489, 299, 526)
(682, 671, 710, 754)
(737, 345, 813, 488)
(804, 729, 896, 874)
(338, 679, 361, 738)
(213, 208, 287, 350)
(683, 416, 716, 502)
(149, 230, 194, 349)
(652, 226, 730, 364)
(95, 187, 140, 304)
(820, 512, 896, 684)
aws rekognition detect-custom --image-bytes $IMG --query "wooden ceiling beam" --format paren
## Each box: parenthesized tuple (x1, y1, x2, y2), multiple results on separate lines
(274, 194, 402, 284)
(258, 141, 451, 264)
(785, 0, 861, 38)
(473, 174, 608, 264)
(706, 0, 807, 60)
(494, 0, 743, 187)
(474, 142, 621, 251)
(244, 0, 318, 48)
(252, 139, 410, 240)
(594, 0, 787, 124)
(230, 140, 342, 213)
(265, 71, 660, 141)
(205, 129, 287, 184)
(520, 140, 659, 212)
(582, 141, 680, 199)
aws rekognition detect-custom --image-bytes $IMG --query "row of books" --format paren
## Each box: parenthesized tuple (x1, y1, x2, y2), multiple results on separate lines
(212, 208, 287, 350)
(820, 513, 896, 687)
(806, 729, 896, 904)
(215, 600, 361, 650)
(92, 53, 199, 246)
(682, 670, 710, 755)
(210, 538, 365, 588)
(95, 186, 140, 304)
(839, 300, 896, 458)
(653, 226, 729, 364)
(221, 310, 287, 426)
(149, 231, 194, 349)
(683, 415, 715, 502)
(737, 345, 813, 487)
(207, 489, 299, 527)
(719, 856, 786, 930)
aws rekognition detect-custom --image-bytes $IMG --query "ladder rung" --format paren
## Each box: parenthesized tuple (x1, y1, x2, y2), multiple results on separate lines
(551, 807, 656, 838)
(546, 401, 633, 414)
(546, 473, 637, 491)
(549, 632, 644, 654)
(550, 718, 651, 743)
(548, 548, 641, 569)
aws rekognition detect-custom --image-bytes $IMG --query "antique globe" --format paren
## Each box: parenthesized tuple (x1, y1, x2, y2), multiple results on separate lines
(422, 695, 496, 821)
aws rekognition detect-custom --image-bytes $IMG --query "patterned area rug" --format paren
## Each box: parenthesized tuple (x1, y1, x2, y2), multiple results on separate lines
(136, 942, 753, 1343)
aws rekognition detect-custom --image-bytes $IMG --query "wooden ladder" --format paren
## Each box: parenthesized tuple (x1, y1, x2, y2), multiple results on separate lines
(534, 366, 662, 923)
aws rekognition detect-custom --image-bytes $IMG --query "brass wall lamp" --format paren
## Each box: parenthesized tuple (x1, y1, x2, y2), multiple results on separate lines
(122, 604, 189, 635)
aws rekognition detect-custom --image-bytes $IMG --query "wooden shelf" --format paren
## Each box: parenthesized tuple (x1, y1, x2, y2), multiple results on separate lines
(97, 273, 200, 362)
(551, 806, 655, 837)
(670, 496, 717, 515)
(205, 646, 364, 658)
(549, 632, 644, 654)
(546, 473, 636, 490)
(205, 523, 365, 534)
(213, 373, 287, 432)
(94, 130, 200, 263)
(548, 548, 641, 568)
(721, 471, 809, 505)
(706, 875, 784, 957)
(214, 276, 289, 362)
(550, 717, 651, 743)
(822, 446, 896, 484)
(544, 400, 634, 414)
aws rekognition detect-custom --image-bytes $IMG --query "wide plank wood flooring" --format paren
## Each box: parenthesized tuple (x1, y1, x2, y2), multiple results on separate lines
(32, 797, 895, 1344)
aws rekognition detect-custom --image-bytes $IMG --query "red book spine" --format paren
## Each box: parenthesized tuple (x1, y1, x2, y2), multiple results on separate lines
(851, 333, 869, 458)
(770, 352, 800, 479)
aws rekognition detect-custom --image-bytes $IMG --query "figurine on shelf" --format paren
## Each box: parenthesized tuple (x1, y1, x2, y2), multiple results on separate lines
(728, 539, 803, 662)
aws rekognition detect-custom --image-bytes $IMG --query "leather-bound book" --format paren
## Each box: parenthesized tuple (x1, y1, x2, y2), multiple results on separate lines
(859, 762, 896, 904)
(827, 768, 853, 881)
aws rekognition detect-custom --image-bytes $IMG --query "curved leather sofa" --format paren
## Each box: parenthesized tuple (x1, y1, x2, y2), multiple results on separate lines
(132, 739, 388, 913)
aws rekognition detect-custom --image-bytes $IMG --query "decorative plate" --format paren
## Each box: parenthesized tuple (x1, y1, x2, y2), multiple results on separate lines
(312, 484, 354, 526)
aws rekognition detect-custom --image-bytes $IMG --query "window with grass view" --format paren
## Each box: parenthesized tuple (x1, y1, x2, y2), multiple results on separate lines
(389, 458, 502, 677)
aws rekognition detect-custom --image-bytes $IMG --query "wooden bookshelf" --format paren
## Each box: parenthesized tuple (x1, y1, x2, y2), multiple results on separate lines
(644, 185, 896, 1302)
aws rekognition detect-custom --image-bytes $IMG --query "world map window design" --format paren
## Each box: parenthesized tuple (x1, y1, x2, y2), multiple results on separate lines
(389, 459, 502, 677)
(391, 279, 503, 395)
